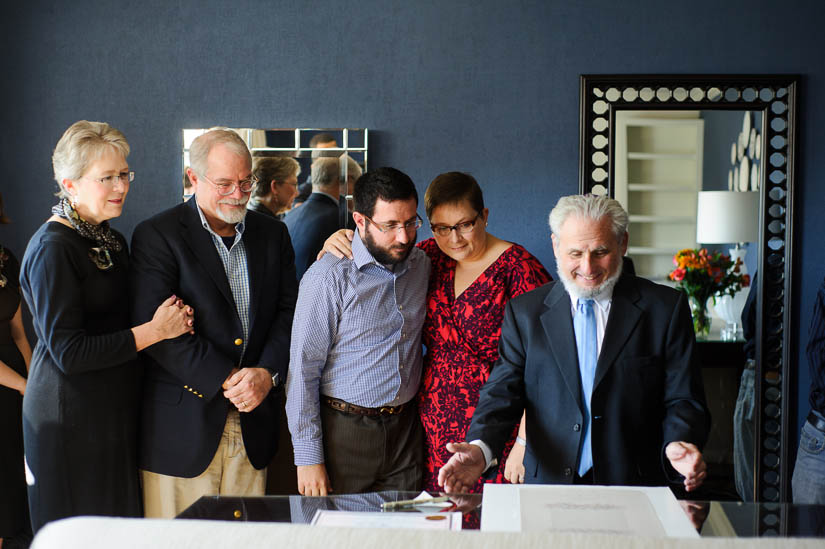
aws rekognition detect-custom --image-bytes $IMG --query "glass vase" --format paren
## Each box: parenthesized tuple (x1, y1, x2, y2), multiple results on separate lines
(689, 295, 712, 339)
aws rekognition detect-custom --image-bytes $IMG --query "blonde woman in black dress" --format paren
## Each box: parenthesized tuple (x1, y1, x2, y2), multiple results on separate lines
(20, 121, 195, 533)
(0, 192, 33, 548)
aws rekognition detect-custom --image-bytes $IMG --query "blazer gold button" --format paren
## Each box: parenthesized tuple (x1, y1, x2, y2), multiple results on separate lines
(233, 510, 242, 518)
(234, 338, 243, 346)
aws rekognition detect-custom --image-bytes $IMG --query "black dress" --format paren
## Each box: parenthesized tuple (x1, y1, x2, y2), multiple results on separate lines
(0, 245, 30, 539)
(20, 222, 141, 533)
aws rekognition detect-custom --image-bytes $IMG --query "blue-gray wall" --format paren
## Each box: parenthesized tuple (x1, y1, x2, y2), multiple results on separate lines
(2, 0, 823, 459)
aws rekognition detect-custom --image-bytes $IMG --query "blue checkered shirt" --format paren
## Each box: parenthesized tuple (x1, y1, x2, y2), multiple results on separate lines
(195, 203, 250, 360)
(286, 229, 430, 466)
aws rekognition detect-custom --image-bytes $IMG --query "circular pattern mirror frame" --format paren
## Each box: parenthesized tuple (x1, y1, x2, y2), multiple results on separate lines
(579, 74, 798, 531)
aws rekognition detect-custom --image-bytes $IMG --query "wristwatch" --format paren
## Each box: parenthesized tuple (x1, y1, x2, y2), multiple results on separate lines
(267, 369, 280, 389)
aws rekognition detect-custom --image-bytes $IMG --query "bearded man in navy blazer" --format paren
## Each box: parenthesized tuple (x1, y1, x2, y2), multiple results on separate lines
(131, 129, 297, 517)
(439, 194, 710, 493)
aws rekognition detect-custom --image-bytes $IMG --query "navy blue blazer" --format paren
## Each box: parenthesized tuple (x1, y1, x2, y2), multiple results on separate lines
(130, 198, 297, 478)
(284, 192, 346, 279)
(467, 274, 710, 486)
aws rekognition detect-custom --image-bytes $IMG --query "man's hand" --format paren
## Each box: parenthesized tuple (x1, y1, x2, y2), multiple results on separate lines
(222, 367, 272, 412)
(297, 464, 332, 496)
(316, 229, 354, 261)
(504, 441, 526, 484)
(438, 442, 486, 493)
(666, 441, 707, 492)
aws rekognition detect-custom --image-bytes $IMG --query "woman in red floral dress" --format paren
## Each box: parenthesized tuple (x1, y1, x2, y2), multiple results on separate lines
(417, 172, 550, 492)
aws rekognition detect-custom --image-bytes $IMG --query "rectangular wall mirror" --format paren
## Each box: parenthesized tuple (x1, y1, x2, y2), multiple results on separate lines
(578, 74, 798, 533)
(182, 128, 368, 227)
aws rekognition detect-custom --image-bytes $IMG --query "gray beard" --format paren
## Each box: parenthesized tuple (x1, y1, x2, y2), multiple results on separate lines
(216, 197, 249, 224)
(556, 259, 623, 300)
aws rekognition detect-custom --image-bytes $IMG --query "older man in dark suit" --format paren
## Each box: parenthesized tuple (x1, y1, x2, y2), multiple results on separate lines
(130, 129, 297, 517)
(439, 194, 710, 492)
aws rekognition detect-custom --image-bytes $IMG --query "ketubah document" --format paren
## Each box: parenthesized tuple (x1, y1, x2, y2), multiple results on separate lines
(481, 484, 698, 538)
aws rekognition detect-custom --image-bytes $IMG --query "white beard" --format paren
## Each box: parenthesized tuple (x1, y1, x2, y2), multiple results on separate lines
(556, 259, 623, 300)
(216, 196, 249, 224)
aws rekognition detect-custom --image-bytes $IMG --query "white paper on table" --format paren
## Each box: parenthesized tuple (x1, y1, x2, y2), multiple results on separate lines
(311, 510, 462, 530)
(481, 484, 698, 538)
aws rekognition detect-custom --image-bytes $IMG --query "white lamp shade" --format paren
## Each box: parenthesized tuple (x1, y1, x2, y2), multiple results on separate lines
(696, 191, 759, 244)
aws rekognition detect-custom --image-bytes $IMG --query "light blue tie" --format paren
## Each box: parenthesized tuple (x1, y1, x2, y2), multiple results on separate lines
(574, 298, 597, 476)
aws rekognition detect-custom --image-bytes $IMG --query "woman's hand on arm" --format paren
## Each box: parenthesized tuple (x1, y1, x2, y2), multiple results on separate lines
(131, 295, 195, 352)
(316, 229, 355, 261)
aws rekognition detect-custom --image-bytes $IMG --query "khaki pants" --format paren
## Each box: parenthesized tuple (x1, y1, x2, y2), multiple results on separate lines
(141, 409, 266, 518)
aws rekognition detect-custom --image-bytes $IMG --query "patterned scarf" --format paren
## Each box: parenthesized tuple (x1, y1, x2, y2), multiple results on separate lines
(51, 198, 122, 270)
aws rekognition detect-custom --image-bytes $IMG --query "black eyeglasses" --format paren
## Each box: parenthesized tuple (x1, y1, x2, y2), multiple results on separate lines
(365, 214, 423, 234)
(430, 213, 481, 237)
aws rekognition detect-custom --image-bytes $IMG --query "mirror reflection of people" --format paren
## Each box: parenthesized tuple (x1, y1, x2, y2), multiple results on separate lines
(438, 194, 710, 493)
(319, 172, 551, 491)
(792, 274, 825, 504)
(19, 121, 195, 533)
(284, 157, 358, 280)
(0, 191, 33, 547)
(248, 156, 301, 220)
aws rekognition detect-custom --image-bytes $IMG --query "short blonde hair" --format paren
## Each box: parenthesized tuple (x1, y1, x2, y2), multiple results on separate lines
(52, 120, 130, 198)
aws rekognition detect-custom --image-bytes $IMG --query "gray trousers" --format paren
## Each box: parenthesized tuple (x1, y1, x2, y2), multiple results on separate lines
(320, 400, 424, 494)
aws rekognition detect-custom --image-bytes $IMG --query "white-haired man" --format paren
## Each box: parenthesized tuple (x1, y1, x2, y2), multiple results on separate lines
(439, 194, 710, 493)
(131, 129, 297, 517)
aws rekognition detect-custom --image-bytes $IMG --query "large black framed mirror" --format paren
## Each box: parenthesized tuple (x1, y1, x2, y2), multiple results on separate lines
(578, 75, 798, 514)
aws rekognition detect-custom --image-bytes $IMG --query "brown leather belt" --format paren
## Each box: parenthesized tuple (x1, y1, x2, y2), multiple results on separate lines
(808, 411, 825, 434)
(322, 396, 407, 417)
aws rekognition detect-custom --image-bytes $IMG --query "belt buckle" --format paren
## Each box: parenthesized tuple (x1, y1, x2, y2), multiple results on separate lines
(379, 406, 396, 415)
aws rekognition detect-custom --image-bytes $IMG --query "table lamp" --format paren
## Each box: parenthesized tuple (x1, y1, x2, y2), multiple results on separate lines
(695, 191, 759, 340)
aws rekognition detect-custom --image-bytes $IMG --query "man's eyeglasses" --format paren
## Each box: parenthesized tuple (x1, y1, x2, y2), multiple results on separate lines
(430, 213, 481, 237)
(199, 172, 257, 196)
(365, 214, 423, 234)
(84, 171, 134, 187)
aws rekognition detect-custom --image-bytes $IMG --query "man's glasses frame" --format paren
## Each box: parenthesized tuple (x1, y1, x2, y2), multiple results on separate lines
(364, 213, 423, 234)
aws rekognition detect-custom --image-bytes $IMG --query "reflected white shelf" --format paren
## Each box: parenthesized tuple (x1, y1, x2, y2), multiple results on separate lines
(629, 215, 695, 223)
(627, 183, 697, 192)
(627, 152, 697, 160)
(627, 247, 681, 255)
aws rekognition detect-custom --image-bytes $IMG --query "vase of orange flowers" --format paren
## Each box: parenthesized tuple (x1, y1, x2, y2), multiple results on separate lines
(669, 248, 751, 338)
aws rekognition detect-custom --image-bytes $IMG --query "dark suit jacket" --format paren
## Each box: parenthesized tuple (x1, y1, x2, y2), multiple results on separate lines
(467, 274, 710, 486)
(130, 199, 298, 478)
(283, 192, 344, 279)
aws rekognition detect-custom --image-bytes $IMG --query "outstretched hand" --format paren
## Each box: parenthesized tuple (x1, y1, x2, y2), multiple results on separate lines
(438, 442, 486, 493)
(666, 441, 707, 492)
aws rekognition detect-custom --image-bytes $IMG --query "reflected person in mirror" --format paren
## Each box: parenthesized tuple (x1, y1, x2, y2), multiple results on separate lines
(438, 194, 710, 493)
(248, 156, 301, 221)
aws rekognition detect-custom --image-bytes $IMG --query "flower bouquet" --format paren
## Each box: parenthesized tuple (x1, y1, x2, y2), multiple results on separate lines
(668, 248, 751, 337)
